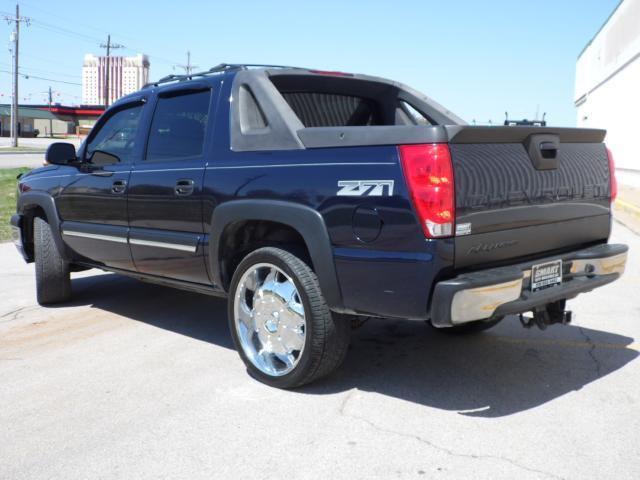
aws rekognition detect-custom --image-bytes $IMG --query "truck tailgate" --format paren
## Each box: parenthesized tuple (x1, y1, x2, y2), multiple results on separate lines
(448, 127, 612, 268)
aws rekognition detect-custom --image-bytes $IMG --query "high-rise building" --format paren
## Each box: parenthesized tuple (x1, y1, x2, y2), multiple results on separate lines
(82, 53, 150, 105)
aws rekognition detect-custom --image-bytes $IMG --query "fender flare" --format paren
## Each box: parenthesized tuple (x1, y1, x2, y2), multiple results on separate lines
(17, 192, 72, 262)
(209, 199, 343, 310)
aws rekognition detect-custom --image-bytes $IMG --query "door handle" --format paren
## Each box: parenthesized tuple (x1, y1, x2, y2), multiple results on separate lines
(175, 179, 195, 196)
(111, 179, 127, 194)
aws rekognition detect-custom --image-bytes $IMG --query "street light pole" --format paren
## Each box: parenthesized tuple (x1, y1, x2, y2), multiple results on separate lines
(48, 86, 53, 138)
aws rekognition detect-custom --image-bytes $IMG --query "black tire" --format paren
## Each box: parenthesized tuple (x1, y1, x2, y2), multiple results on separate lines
(34, 217, 71, 305)
(228, 247, 350, 388)
(433, 317, 503, 335)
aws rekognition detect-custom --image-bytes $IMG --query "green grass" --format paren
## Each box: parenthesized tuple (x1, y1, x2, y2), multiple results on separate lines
(0, 168, 30, 242)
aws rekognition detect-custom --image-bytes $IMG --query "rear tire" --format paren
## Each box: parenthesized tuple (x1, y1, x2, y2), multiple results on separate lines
(228, 247, 350, 388)
(34, 217, 71, 305)
(434, 317, 503, 335)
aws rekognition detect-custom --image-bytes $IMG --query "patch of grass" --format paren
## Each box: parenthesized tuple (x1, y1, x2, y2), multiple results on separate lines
(0, 168, 30, 242)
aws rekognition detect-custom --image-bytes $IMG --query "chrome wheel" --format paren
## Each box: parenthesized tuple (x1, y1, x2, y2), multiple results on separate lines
(233, 263, 306, 377)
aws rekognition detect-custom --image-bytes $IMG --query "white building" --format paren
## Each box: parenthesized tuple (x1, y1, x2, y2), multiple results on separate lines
(575, 0, 640, 171)
(82, 53, 150, 106)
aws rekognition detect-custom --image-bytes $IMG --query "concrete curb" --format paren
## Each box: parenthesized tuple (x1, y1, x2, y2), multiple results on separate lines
(0, 151, 45, 156)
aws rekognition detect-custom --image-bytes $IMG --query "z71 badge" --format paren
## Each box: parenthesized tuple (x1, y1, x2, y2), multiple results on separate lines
(337, 180, 394, 197)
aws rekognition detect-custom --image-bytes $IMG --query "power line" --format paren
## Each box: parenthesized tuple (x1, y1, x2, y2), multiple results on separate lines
(0, 69, 81, 86)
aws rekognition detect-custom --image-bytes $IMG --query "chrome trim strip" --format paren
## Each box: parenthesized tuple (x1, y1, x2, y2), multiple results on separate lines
(207, 162, 396, 170)
(129, 238, 197, 252)
(133, 167, 204, 173)
(62, 230, 128, 244)
(132, 163, 396, 173)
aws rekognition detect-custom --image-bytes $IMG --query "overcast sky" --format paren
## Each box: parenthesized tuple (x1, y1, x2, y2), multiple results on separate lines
(0, 0, 620, 126)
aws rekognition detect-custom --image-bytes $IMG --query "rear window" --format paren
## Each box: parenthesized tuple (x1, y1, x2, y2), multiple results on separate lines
(269, 74, 432, 128)
(281, 92, 380, 127)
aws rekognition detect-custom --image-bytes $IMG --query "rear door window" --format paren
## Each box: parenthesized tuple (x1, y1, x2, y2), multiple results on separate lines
(146, 90, 211, 161)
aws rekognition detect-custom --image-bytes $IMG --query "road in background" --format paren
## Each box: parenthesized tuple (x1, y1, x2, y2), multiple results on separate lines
(0, 153, 46, 169)
(0, 137, 84, 150)
(0, 223, 638, 479)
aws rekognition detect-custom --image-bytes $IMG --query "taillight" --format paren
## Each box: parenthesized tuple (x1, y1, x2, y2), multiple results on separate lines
(308, 69, 353, 77)
(606, 147, 617, 202)
(399, 143, 455, 238)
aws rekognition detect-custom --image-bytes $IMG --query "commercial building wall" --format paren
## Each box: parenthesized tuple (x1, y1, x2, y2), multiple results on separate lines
(82, 54, 150, 105)
(575, 0, 640, 171)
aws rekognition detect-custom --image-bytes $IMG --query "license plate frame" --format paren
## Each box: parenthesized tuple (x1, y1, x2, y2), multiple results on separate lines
(531, 259, 563, 292)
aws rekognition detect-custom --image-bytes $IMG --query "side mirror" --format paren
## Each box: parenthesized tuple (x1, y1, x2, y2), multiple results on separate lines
(45, 142, 76, 165)
(90, 150, 121, 167)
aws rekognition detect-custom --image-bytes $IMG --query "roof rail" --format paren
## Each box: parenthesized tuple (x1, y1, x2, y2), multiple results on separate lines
(142, 63, 304, 89)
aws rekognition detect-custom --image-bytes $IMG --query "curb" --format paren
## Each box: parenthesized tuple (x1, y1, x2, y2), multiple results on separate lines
(0, 151, 45, 156)
(616, 198, 640, 215)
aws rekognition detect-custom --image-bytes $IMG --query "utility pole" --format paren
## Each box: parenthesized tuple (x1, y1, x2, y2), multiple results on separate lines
(175, 51, 198, 75)
(4, 4, 30, 147)
(47, 86, 53, 138)
(99, 34, 124, 107)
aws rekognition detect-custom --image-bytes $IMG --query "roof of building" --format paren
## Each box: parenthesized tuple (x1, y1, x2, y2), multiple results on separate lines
(0, 106, 58, 120)
(0, 104, 104, 119)
(578, 0, 625, 59)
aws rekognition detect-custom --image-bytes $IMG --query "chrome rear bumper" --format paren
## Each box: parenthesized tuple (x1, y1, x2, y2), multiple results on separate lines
(430, 243, 628, 327)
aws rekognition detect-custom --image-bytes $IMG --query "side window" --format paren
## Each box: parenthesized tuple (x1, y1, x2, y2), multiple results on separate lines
(86, 104, 143, 164)
(145, 90, 211, 161)
(397, 101, 431, 126)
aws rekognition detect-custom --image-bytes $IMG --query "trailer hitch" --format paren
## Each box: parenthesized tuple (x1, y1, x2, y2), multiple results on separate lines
(519, 300, 572, 330)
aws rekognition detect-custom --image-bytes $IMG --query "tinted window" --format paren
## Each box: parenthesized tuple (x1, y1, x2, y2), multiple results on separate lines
(86, 104, 143, 164)
(146, 90, 211, 161)
(398, 101, 431, 126)
(281, 92, 380, 127)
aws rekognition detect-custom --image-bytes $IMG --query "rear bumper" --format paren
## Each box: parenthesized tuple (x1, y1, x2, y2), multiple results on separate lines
(430, 243, 628, 327)
(10, 214, 29, 262)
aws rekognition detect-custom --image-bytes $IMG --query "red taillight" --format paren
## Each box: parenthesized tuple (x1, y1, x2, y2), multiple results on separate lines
(399, 143, 455, 238)
(308, 69, 353, 77)
(606, 147, 617, 202)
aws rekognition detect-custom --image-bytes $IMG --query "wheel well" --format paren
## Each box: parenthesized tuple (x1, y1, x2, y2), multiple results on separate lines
(20, 205, 47, 262)
(219, 220, 313, 290)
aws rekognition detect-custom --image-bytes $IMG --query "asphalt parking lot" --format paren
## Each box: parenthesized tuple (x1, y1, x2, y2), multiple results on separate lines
(1, 223, 639, 479)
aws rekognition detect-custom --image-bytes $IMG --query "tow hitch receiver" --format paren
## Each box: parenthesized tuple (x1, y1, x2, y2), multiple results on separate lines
(519, 300, 572, 330)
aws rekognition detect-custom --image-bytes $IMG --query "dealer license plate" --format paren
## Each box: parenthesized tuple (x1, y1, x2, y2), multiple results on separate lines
(531, 259, 562, 292)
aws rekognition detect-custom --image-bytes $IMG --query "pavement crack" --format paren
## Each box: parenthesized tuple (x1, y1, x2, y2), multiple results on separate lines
(340, 393, 564, 480)
(0, 306, 31, 323)
(578, 327, 602, 377)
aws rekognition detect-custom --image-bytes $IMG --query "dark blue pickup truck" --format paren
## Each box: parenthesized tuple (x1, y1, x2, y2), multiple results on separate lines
(10, 64, 628, 387)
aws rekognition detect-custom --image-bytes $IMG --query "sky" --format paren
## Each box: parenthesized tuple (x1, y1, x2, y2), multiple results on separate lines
(0, 0, 621, 127)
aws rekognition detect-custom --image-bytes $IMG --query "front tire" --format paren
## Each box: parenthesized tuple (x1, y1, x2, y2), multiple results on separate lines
(34, 217, 71, 305)
(228, 247, 350, 388)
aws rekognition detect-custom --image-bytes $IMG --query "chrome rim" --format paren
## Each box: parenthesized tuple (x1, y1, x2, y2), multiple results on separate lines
(233, 263, 306, 377)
